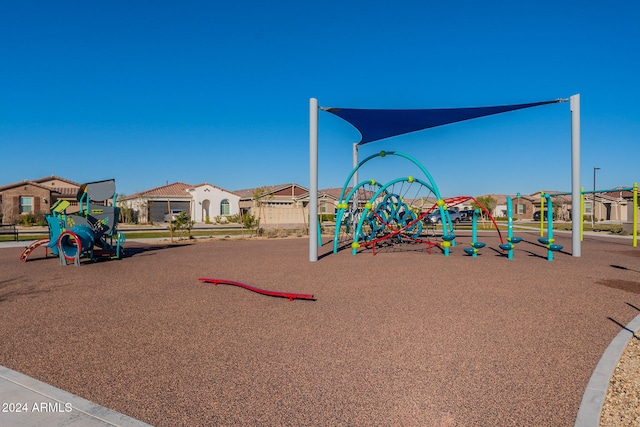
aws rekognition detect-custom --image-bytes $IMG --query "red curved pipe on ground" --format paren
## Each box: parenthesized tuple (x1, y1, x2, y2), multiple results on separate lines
(20, 238, 50, 262)
(198, 278, 315, 302)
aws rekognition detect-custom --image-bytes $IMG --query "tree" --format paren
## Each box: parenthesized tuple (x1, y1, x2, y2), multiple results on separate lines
(472, 196, 497, 219)
(252, 186, 273, 229)
(242, 212, 259, 235)
(172, 212, 195, 239)
(116, 194, 135, 224)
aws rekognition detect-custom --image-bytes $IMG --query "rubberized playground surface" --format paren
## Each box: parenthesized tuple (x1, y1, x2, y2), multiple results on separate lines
(1, 232, 639, 426)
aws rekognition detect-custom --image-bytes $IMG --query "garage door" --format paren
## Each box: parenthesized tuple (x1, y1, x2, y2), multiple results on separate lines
(149, 201, 191, 223)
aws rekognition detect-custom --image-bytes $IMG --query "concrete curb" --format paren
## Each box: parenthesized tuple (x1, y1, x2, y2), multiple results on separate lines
(574, 314, 640, 426)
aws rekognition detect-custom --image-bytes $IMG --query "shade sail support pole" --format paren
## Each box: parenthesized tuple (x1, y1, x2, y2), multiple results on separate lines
(570, 94, 581, 257)
(310, 98, 319, 262)
(353, 143, 359, 186)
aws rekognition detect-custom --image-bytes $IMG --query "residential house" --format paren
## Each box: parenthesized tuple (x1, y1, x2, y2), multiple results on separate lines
(0, 176, 80, 224)
(118, 182, 193, 224)
(586, 188, 635, 223)
(491, 194, 538, 220)
(529, 188, 638, 223)
(119, 182, 239, 224)
(235, 183, 309, 228)
(186, 183, 240, 223)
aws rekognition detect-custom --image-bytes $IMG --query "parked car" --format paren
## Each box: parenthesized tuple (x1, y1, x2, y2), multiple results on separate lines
(164, 210, 184, 222)
(424, 209, 461, 224)
(533, 210, 548, 221)
(458, 209, 476, 222)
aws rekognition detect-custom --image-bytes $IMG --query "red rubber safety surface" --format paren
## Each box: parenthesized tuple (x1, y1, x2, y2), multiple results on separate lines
(1, 234, 640, 426)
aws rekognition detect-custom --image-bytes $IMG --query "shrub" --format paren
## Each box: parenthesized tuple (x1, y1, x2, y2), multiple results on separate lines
(16, 212, 46, 226)
(243, 213, 259, 231)
(171, 212, 195, 239)
(278, 229, 289, 238)
(266, 229, 278, 238)
(226, 214, 241, 223)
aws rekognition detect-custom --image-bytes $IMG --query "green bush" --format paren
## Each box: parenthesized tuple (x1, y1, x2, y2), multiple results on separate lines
(242, 213, 259, 230)
(16, 212, 47, 226)
(171, 212, 195, 239)
(226, 214, 241, 223)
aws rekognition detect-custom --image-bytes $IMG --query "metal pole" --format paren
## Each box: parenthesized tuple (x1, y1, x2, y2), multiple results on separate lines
(353, 143, 359, 185)
(592, 167, 600, 229)
(570, 94, 581, 257)
(540, 191, 545, 237)
(309, 98, 319, 262)
(580, 187, 584, 241)
(352, 143, 359, 233)
(634, 182, 638, 247)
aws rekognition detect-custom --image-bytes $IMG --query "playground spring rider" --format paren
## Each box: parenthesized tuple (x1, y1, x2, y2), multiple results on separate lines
(20, 179, 126, 265)
(498, 196, 523, 259)
(537, 192, 563, 261)
(463, 209, 486, 257)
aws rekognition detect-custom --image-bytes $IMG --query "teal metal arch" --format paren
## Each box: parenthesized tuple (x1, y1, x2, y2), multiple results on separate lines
(335, 150, 441, 204)
(332, 150, 454, 255)
(332, 178, 384, 253)
(351, 177, 453, 254)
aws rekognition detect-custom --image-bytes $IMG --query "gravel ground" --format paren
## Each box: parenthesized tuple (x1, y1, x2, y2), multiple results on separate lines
(1, 231, 639, 426)
(600, 334, 640, 426)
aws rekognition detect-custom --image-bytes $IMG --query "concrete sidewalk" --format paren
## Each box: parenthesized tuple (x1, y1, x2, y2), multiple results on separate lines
(0, 365, 152, 427)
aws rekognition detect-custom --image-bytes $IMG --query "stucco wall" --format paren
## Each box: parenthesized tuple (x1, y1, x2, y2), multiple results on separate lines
(189, 185, 240, 222)
(250, 205, 309, 229)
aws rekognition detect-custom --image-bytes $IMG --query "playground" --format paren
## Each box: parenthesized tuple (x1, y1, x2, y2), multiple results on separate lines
(1, 232, 639, 426)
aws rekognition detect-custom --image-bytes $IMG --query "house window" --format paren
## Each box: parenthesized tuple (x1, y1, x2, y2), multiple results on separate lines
(320, 201, 327, 213)
(584, 202, 592, 214)
(220, 199, 230, 215)
(20, 196, 33, 213)
(517, 204, 525, 214)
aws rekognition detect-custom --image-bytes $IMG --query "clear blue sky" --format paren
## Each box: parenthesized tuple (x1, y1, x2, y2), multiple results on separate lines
(1, 1, 638, 198)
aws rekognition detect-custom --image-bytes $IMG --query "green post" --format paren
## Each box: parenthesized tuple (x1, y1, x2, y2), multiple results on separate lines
(580, 188, 584, 241)
(634, 182, 638, 247)
(540, 191, 545, 237)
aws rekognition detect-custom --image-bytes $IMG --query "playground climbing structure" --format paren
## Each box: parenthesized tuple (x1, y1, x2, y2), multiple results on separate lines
(21, 179, 125, 265)
(331, 151, 504, 256)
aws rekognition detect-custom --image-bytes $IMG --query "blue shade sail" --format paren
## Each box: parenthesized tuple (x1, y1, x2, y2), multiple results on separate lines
(324, 100, 565, 145)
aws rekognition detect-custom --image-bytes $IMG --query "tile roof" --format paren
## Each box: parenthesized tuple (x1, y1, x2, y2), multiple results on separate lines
(296, 187, 383, 202)
(122, 182, 193, 199)
(188, 183, 241, 197)
(233, 183, 306, 199)
(32, 175, 80, 186)
(0, 176, 82, 197)
(0, 180, 52, 192)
